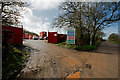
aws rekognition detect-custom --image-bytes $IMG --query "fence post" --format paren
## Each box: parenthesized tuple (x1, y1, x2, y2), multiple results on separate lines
(0, 1, 2, 80)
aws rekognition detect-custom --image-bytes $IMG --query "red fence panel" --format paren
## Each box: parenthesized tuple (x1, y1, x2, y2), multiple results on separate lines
(2, 26, 23, 45)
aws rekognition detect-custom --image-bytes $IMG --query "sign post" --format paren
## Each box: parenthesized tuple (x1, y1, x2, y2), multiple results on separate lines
(67, 28, 75, 44)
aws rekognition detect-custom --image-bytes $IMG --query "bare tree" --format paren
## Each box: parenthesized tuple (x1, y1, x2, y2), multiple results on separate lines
(1, 1, 27, 26)
(54, 2, 120, 46)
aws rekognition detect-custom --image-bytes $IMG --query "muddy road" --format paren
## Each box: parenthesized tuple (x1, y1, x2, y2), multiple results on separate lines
(18, 40, 118, 78)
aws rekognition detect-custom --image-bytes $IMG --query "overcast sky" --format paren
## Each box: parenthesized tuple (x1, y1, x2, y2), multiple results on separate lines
(20, 0, 119, 39)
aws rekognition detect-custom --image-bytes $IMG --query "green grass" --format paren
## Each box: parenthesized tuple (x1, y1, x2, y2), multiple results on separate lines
(110, 41, 120, 44)
(56, 42, 67, 46)
(65, 45, 76, 49)
(75, 43, 99, 51)
(2, 44, 30, 79)
(57, 42, 99, 51)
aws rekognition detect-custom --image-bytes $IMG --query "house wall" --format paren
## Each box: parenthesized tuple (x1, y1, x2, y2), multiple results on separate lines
(48, 32, 67, 43)
(57, 34, 67, 43)
(48, 32, 58, 43)
(40, 31, 47, 38)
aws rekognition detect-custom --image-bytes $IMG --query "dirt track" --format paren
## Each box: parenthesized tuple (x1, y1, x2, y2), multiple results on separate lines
(18, 40, 118, 78)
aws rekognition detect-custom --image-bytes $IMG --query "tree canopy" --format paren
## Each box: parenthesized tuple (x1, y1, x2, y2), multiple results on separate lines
(1, 1, 27, 26)
(54, 2, 120, 46)
(108, 33, 119, 42)
(23, 29, 39, 36)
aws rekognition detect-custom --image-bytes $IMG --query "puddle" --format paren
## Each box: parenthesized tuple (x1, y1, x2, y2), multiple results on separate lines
(22, 46, 39, 54)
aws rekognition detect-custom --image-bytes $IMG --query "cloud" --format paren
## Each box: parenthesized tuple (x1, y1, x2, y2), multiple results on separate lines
(20, 7, 67, 35)
(27, 0, 119, 3)
(20, 8, 51, 34)
(29, 0, 61, 11)
(45, 17, 49, 21)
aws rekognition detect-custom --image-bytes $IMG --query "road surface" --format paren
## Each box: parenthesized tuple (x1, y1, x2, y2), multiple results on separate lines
(94, 41, 118, 54)
(18, 40, 118, 78)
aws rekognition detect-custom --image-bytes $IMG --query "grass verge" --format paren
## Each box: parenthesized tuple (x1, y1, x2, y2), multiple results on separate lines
(2, 44, 30, 79)
(56, 42, 99, 51)
(109, 41, 120, 44)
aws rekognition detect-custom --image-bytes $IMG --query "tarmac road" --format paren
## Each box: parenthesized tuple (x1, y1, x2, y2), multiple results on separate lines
(94, 41, 118, 54)
(18, 40, 118, 78)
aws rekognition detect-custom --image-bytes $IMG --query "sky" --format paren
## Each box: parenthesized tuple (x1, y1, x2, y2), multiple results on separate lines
(20, 0, 119, 39)
(20, 1, 67, 35)
(103, 22, 118, 39)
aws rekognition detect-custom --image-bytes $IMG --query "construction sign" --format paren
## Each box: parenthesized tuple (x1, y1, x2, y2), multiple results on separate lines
(67, 29, 75, 44)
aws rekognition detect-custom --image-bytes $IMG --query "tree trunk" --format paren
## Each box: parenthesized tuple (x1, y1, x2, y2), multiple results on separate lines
(92, 31, 96, 45)
(75, 27, 81, 46)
